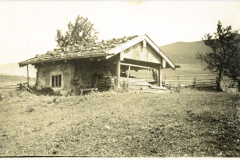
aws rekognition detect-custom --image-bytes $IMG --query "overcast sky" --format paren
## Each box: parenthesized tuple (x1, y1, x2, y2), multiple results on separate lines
(0, 1, 240, 65)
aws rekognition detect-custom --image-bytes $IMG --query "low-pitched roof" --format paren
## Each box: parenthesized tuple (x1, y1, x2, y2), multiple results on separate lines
(18, 35, 138, 67)
(19, 34, 176, 69)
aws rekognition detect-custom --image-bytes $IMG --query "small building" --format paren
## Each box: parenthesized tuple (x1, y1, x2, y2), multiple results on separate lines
(19, 34, 179, 95)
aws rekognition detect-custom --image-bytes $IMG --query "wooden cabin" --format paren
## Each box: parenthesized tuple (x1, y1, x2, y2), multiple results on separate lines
(19, 34, 179, 95)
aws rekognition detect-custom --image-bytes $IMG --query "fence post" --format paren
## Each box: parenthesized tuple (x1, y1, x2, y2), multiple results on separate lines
(216, 77, 220, 91)
(196, 75, 198, 89)
(193, 78, 196, 89)
(238, 79, 240, 93)
(177, 76, 180, 89)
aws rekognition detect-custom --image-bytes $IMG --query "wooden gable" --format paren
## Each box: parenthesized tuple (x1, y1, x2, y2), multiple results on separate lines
(123, 41, 161, 63)
(106, 34, 176, 69)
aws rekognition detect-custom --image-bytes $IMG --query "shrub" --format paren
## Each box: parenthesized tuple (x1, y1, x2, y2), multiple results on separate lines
(110, 80, 129, 93)
(119, 80, 129, 92)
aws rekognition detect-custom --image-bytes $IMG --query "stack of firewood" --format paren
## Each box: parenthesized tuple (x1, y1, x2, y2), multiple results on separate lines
(99, 76, 112, 91)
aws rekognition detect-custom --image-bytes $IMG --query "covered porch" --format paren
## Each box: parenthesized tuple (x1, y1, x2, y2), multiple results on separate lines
(114, 55, 167, 90)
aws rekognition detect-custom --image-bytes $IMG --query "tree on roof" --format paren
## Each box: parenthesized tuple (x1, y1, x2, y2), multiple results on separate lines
(196, 21, 240, 90)
(55, 15, 99, 47)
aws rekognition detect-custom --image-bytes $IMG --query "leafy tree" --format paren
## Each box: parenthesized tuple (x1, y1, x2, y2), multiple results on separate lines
(55, 15, 99, 47)
(196, 21, 240, 86)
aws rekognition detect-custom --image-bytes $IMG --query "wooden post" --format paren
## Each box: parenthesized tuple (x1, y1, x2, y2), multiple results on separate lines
(158, 65, 162, 87)
(143, 40, 147, 61)
(177, 76, 180, 89)
(147, 69, 149, 81)
(116, 55, 121, 88)
(27, 64, 29, 86)
(120, 51, 124, 61)
(164, 75, 166, 86)
(193, 78, 196, 89)
(127, 66, 131, 85)
(162, 59, 166, 68)
(127, 66, 131, 79)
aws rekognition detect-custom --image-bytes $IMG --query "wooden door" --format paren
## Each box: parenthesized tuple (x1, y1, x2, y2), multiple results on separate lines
(92, 73, 101, 89)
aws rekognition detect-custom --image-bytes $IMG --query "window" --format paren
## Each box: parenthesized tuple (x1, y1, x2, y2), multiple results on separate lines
(52, 75, 62, 87)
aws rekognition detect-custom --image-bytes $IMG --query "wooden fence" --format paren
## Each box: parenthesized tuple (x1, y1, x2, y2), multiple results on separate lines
(0, 82, 33, 93)
(219, 77, 239, 93)
(163, 74, 217, 89)
(163, 74, 239, 92)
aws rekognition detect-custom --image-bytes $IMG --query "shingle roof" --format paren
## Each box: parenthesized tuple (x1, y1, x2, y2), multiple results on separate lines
(19, 35, 139, 67)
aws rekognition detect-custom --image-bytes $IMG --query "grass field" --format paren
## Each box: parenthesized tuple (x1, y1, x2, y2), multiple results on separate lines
(0, 64, 239, 157)
(163, 64, 211, 75)
(0, 75, 36, 88)
(1, 89, 240, 157)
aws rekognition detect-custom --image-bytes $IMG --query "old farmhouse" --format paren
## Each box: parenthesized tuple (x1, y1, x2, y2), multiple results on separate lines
(19, 34, 179, 95)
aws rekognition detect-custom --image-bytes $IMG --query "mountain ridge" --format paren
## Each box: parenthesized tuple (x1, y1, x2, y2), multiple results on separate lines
(159, 40, 212, 64)
(161, 34, 240, 65)
(0, 40, 221, 77)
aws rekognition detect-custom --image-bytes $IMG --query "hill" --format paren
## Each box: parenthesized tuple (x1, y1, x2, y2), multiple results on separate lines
(0, 63, 36, 77)
(160, 34, 240, 65)
(160, 41, 212, 64)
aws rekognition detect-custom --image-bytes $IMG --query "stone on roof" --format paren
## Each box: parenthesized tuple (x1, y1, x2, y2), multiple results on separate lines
(19, 35, 138, 67)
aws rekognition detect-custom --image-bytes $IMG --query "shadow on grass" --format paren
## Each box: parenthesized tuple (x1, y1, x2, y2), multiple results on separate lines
(28, 86, 62, 96)
(187, 95, 240, 157)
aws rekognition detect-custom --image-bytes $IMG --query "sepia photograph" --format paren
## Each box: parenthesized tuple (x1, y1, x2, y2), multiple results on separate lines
(0, 0, 240, 157)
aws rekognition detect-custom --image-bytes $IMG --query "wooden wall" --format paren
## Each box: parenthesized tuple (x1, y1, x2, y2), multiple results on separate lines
(123, 41, 161, 63)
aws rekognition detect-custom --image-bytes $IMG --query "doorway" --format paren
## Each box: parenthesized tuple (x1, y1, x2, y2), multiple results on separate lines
(92, 73, 103, 90)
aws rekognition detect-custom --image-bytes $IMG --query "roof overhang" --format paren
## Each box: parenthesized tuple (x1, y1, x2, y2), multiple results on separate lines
(18, 53, 113, 67)
(106, 34, 176, 70)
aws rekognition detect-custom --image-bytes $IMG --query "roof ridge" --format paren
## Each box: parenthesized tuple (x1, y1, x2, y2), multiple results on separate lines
(96, 35, 139, 43)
